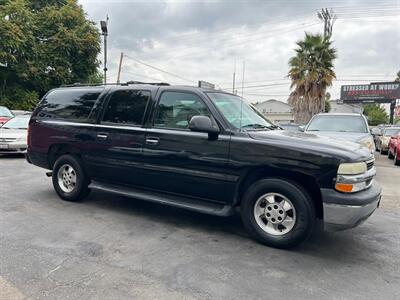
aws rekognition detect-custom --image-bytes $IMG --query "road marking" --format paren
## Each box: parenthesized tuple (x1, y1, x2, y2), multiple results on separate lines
(0, 276, 25, 300)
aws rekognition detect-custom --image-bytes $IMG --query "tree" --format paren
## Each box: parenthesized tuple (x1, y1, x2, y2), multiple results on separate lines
(395, 70, 400, 82)
(363, 104, 389, 126)
(288, 33, 337, 124)
(325, 92, 331, 112)
(0, 0, 101, 110)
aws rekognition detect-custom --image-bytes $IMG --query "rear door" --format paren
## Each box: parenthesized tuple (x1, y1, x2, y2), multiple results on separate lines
(140, 90, 231, 203)
(86, 88, 151, 186)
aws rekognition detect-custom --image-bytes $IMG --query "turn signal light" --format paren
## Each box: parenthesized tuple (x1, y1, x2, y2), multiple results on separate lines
(335, 183, 353, 193)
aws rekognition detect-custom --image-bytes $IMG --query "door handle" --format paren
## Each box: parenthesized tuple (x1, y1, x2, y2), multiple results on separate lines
(97, 132, 109, 140)
(145, 137, 160, 146)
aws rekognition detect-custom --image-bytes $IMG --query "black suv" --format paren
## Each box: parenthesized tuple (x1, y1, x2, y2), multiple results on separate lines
(27, 83, 381, 248)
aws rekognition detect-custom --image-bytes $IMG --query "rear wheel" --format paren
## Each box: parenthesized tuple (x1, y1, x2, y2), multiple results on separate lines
(52, 154, 90, 201)
(241, 178, 315, 249)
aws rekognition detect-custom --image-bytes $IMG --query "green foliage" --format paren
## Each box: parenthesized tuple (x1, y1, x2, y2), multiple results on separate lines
(396, 70, 400, 82)
(288, 33, 337, 123)
(0, 0, 101, 110)
(87, 70, 104, 84)
(325, 99, 331, 112)
(363, 104, 389, 126)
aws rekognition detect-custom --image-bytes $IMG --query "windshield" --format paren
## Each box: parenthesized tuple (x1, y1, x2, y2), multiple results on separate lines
(307, 115, 368, 133)
(0, 107, 13, 117)
(2, 117, 30, 129)
(384, 128, 400, 136)
(207, 93, 275, 130)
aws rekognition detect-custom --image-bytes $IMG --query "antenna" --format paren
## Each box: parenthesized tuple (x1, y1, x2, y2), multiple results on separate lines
(239, 60, 245, 130)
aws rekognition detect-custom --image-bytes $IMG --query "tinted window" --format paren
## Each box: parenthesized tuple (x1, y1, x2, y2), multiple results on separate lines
(102, 90, 150, 125)
(38, 88, 103, 121)
(307, 115, 368, 133)
(155, 92, 210, 129)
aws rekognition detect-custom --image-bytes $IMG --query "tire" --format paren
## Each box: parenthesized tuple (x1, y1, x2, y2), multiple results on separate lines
(394, 150, 400, 166)
(241, 178, 315, 249)
(388, 148, 394, 159)
(52, 154, 90, 202)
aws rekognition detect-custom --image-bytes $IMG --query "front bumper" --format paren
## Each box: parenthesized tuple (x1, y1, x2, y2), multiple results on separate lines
(321, 180, 381, 231)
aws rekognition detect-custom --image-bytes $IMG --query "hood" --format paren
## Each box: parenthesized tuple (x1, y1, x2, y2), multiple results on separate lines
(248, 130, 372, 161)
(0, 128, 27, 140)
(304, 131, 371, 143)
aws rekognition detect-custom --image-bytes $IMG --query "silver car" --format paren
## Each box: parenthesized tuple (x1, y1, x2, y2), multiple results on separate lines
(0, 115, 30, 154)
(302, 113, 375, 154)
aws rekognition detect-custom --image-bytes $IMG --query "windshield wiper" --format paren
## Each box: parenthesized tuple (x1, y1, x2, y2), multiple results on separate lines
(307, 129, 319, 131)
(1, 127, 10, 129)
(241, 124, 271, 129)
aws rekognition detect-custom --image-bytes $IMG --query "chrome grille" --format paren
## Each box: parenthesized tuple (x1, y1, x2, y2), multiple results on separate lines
(366, 158, 375, 170)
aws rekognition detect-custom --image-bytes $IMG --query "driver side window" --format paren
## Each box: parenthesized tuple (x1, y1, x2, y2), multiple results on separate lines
(154, 91, 210, 129)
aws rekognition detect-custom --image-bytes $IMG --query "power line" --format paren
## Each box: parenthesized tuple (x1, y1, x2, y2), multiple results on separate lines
(124, 55, 193, 83)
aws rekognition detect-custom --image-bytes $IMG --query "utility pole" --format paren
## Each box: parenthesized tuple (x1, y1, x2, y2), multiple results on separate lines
(318, 8, 336, 112)
(100, 15, 109, 84)
(117, 52, 124, 84)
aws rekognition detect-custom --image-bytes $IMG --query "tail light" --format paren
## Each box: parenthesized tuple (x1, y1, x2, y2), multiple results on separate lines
(27, 122, 31, 147)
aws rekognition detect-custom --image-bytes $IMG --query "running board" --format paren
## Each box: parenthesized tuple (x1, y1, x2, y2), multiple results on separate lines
(89, 181, 234, 217)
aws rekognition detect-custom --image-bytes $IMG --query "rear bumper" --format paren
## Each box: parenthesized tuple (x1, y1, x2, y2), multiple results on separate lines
(321, 181, 381, 231)
(0, 143, 27, 154)
(26, 150, 50, 169)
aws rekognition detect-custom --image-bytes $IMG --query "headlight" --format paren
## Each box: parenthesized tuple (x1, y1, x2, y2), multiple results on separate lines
(358, 137, 374, 152)
(337, 162, 367, 175)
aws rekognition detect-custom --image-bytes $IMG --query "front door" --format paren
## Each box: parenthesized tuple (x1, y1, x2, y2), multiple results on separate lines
(86, 89, 150, 186)
(141, 91, 231, 204)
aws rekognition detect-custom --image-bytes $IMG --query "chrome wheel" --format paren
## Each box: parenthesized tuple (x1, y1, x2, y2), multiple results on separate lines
(57, 164, 77, 193)
(253, 193, 296, 236)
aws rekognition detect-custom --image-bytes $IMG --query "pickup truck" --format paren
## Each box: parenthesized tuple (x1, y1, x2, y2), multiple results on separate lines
(27, 83, 381, 248)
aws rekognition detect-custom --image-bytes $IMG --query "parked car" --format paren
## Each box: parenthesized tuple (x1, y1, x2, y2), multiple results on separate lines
(27, 83, 381, 249)
(394, 143, 400, 166)
(0, 106, 14, 126)
(278, 122, 300, 131)
(371, 124, 387, 147)
(0, 115, 30, 154)
(302, 113, 375, 154)
(376, 126, 400, 154)
(387, 129, 400, 161)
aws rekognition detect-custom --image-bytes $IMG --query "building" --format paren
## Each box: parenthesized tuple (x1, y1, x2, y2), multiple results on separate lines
(253, 99, 294, 123)
(329, 100, 363, 114)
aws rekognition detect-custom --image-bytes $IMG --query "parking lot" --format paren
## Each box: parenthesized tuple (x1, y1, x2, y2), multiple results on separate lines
(1, 154, 399, 299)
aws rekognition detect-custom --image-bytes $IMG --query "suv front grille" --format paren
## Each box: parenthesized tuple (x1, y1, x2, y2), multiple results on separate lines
(366, 158, 375, 171)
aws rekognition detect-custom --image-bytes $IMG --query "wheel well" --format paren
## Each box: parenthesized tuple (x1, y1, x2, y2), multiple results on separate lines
(237, 168, 323, 219)
(47, 144, 82, 169)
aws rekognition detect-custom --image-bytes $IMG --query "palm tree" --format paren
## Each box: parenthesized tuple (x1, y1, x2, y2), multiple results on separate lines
(395, 70, 400, 82)
(288, 33, 337, 124)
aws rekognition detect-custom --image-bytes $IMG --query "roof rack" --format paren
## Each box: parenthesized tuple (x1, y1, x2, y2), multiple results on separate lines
(61, 81, 170, 88)
(124, 81, 170, 86)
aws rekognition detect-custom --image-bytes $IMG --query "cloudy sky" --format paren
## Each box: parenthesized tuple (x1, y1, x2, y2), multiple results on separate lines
(80, 0, 400, 103)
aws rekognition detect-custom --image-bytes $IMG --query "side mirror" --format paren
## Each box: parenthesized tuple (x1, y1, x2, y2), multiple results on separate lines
(189, 115, 220, 138)
(298, 125, 305, 132)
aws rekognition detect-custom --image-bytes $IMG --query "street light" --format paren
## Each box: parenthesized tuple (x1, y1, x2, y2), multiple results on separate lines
(100, 16, 108, 84)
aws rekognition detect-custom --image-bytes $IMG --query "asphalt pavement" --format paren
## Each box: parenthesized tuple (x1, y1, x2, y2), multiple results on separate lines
(0, 154, 399, 299)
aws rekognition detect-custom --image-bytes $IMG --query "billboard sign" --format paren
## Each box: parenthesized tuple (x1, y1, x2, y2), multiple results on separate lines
(341, 82, 400, 102)
(198, 80, 215, 90)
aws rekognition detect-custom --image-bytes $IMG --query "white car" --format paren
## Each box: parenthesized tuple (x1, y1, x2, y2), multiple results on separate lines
(301, 113, 375, 154)
(0, 115, 30, 154)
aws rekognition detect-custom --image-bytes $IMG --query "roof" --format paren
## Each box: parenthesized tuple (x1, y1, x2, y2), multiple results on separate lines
(57, 82, 235, 95)
(254, 99, 292, 113)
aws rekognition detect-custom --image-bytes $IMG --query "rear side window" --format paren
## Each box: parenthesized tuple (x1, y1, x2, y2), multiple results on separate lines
(102, 90, 150, 125)
(37, 88, 103, 121)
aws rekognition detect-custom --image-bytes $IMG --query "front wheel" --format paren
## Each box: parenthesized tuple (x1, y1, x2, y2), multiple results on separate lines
(394, 150, 400, 166)
(388, 149, 394, 159)
(52, 154, 90, 202)
(241, 178, 315, 249)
